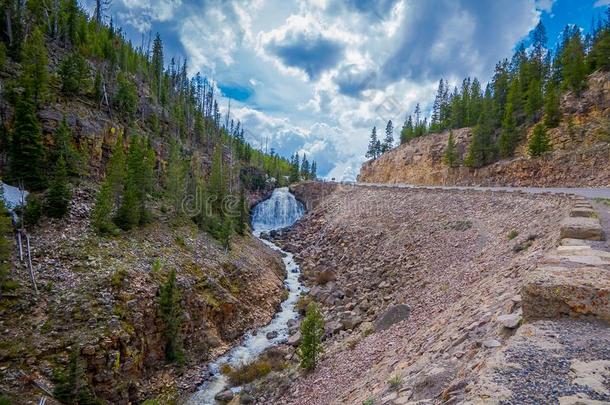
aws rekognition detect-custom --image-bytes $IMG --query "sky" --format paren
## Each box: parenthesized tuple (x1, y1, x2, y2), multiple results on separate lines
(82, 0, 609, 180)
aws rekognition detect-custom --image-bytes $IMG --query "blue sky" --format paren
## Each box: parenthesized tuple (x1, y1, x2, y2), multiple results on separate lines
(82, 0, 609, 179)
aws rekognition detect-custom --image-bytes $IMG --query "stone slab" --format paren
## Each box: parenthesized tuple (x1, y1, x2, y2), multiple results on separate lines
(570, 208, 596, 218)
(560, 217, 604, 241)
(522, 266, 610, 323)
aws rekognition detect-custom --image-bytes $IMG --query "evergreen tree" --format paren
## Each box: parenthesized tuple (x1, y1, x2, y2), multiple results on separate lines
(209, 145, 227, 213)
(159, 268, 183, 363)
(381, 120, 394, 153)
(52, 118, 83, 177)
(443, 131, 459, 167)
(528, 123, 551, 157)
(45, 155, 71, 218)
(310, 161, 317, 180)
(366, 126, 379, 159)
(300, 154, 310, 179)
(235, 187, 248, 236)
(91, 180, 114, 234)
(560, 29, 588, 94)
(525, 78, 543, 122)
(20, 28, 48, 105)
(400, 115, 414, 144)
(9, 96, 45, 190)
(298, 302, 325, 371)
(151, 33, 164, 102)
(59, 51, 90, 97)
(543, 81, 562, 128)
(465, 88, 497, 168)
(53, 349, 99, 405)
(289, 153, 300, 183)
(498, 102, 518, 158)
(115, 72, 138, 119)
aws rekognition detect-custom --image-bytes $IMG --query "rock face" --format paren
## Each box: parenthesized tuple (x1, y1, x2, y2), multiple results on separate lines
(358, 71, 610, 187)
(289, 181, 338, 211)
(373, 304, 411, 331)
(560, 217, 605, 240)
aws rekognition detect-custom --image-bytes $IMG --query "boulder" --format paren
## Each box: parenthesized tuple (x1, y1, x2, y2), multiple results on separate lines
(560, 217, 604, 241)
(266, 331, 278, 340)
(523, 265, 610, 323)
(287, 331, 301, 346)
(482, 339, 501, 348)
(215, 389, 234, 403)
(325, 321, 343, 336)
(497, 313, 522, 329)
(374, 304, 411, 331)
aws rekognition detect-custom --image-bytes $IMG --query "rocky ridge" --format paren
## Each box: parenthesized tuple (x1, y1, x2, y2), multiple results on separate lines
(358, 72, 610, 187)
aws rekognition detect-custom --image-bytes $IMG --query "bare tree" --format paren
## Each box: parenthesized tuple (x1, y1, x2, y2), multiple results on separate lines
(94, 0, 112, 25)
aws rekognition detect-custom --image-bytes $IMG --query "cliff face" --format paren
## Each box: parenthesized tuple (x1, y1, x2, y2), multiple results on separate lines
(358, 72, 610, 187)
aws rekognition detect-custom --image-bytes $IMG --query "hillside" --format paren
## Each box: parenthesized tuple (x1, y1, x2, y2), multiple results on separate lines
(359, 72, 610, 186)
(0, 2, 306, 404)
(247, 183, 610, 404)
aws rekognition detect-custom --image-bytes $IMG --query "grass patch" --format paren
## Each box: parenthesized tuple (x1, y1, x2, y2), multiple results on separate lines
(221, 360, 272, 385)
(362, 398, 374, 405)
(507, 230, 519, 240)
(388, 375, 402, 391)
(594, 198, 610, 207)
(110, 268, 128, 289)
(444, 220, 472, 231)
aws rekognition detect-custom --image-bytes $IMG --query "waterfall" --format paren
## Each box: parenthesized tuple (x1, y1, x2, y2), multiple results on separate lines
(251, 187, 305, 233)
(187, 187, 306, 404)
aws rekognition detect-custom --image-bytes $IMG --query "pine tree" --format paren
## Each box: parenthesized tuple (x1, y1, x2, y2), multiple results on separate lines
(151, 33, 164, 102)
(159, 268, 184, 363)
(381, 120, 394, 153)
(9, 96, 45, 190)
(300, 154, 310, 179)
(91, 180, 114, 234)
(45, 155, 72, 218)
(543, 81, 562, 128)
(400, 115, 413, 144)
(443, 131, 459, 167)
(465, 88, 497, 168)
(528, 123, 551, 157)
(115, 72, 138, 119)
(53, 349, 98, 405)
(498, 102, 518, 158)
(298, 302, 325, 371)
(525, 78, 543, 122)
(20, 28, 48, 105)
(53, 118, 83, 177)
(310, 161, 317, 180)
(59, 51, 90, 97)
(560, 29, 588, 94)
(366, 127, 379, 159)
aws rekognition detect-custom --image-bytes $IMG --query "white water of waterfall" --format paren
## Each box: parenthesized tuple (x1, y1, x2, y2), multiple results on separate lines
(187, 187, 306, 404)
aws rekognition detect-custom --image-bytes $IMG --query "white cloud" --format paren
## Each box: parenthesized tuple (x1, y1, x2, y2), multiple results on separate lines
(594, 0, 610, 6)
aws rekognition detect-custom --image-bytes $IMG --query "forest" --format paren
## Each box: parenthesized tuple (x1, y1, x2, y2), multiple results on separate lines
(366, 11, 610, 167)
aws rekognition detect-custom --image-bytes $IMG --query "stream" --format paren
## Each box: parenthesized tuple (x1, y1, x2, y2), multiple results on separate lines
(186, 187, 306, 404)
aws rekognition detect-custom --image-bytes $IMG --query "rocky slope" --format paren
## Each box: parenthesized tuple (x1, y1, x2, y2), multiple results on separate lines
(260, 183, 574, 404)
(0, 186, 286, 404)
(359, 72, 610, 187)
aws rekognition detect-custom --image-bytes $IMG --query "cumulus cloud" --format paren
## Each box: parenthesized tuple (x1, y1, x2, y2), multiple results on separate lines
(594, 0, 610, 6)
(100, 0, 563, 178)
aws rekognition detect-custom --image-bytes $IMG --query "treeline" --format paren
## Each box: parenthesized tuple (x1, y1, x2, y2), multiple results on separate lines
(288, 153, 317, 183)
(366, 10, 610, 167)
(0, 0, 303, 246)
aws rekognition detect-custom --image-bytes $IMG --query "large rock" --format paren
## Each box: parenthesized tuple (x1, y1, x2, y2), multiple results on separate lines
(560, 217, 604, 241)
(374, 304, 411, 331)
(522, 266, 610, 323)
(287, 331, 301, 346)
(215, 389, 234, 403)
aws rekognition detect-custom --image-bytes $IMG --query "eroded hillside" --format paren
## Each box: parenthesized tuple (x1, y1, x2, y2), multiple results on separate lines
(359, 72, 610, 187)
(252, 183, 574, 404)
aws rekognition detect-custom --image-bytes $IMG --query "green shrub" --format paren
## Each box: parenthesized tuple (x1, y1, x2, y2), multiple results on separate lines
(508, 230, 519, 240)
(222, 360, 272, 385)
(53, 349, 100, 405)
(388, 375, 402, 391)
(298, 302, 325, 371)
